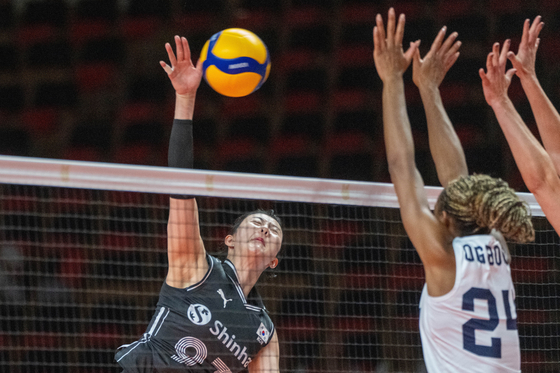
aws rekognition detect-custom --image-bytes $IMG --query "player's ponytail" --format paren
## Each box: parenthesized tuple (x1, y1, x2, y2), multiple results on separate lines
(438, 174, 535, 243)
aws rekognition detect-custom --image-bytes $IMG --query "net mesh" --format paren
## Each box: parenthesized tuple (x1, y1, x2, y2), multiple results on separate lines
(0, 158, 558, 373)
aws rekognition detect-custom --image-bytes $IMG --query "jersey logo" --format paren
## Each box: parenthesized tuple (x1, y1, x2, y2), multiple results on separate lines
(256, 323, 270, 345)
(187, 304, 212, 325)
(217, 289, 233, 308)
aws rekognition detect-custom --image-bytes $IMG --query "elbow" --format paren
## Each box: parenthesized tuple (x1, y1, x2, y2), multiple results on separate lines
(524, 173, 545, 193)
(525, 172, 556, 197)
(387, 153, 416, 181)
(522, 163, 557, 195)
(386, 149, 414, 173)
(522, 155, 558, 194)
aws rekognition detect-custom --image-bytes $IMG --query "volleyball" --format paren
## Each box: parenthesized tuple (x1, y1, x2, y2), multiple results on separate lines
(200, 28, 271, 97)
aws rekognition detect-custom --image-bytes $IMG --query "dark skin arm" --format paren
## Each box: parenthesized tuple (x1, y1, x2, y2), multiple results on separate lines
(413, 27, 467, 187)
(374, 9, 456, 296)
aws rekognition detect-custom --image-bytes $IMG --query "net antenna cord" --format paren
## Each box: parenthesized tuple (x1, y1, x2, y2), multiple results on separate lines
(0, 155, 542, 216)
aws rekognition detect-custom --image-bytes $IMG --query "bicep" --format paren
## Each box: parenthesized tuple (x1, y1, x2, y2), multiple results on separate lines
(248, 332, 279, 373)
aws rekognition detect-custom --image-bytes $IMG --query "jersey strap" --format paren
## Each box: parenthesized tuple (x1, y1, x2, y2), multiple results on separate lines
(222, 259, 266, 312)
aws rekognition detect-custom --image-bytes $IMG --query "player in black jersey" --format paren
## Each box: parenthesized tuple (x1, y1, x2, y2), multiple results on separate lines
(115, 35, 281, 373)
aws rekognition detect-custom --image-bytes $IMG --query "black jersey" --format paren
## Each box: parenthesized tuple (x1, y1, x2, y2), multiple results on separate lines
(115, 255, 275, 372)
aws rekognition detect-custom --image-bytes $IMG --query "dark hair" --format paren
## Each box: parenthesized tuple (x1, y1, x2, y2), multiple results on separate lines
(230, 209, 283, 235)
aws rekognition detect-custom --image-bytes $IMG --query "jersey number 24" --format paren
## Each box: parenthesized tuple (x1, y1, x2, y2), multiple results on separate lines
(462, 287, 517, 358)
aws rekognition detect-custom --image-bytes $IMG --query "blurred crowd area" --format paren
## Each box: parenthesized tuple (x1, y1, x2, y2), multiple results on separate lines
(2, 0, 560, 187)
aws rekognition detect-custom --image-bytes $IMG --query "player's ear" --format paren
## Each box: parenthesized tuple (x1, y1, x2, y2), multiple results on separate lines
(225, 235, 234, 249)
(268, 258, 278, 269)
(439, 211, 455, 232)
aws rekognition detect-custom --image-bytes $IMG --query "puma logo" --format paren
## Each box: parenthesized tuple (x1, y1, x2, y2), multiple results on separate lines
(217, 289, 232, 308)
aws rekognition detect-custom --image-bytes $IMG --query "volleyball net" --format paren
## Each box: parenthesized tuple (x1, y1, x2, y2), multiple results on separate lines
(0, 155, 558, 373)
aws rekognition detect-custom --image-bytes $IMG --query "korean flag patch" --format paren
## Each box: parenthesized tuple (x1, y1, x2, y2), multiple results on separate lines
(256, 323, 270, 345)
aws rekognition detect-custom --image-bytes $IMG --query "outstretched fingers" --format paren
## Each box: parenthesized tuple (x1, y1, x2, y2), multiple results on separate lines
(485, 50, 494, 75)
(375, 14, 386, 52)
(492, 42, 501, 69)
(445, 50, 460, 71)
(429, 26, 447, 56)
(480, 41, 515, 106)
(181, 36, 191, 64)
(441, 31, 459, 55)
(528, 16, 544, 45)
(520, 18, 531, 47)
(373, 8, 417, 81)
(159, 60, 171, 74)
(395, 13, 406, 47)
(386, 8, 396, 45)
(373, 26, 382, 54)
(442, 32, 461, 70)
(519, 16, 543, 52)
(175, 35, 184, 62)
(499, 39, 511, 66)
(160, 42, 177, 74)
(479, 67, 489, 84)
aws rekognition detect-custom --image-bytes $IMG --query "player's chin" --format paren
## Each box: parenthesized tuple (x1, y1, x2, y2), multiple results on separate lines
(246, 242, 266, 255)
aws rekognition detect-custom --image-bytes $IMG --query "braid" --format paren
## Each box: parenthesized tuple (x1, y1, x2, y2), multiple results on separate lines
(440, 175, 535, 243)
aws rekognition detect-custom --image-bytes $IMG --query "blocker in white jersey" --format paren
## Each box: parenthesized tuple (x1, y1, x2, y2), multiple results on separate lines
(374, 9, 535, 373)
(419, 233, 520, 373)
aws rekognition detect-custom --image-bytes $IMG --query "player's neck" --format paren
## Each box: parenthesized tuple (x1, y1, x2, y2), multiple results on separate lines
(227, 256, 262, 297)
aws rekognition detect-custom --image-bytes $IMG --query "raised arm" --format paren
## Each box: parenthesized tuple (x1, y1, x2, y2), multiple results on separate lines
(160, 36, 208, 288)
(480, 41, 560, 234)
(374, 9, 454, 286)
(413, 27, 467, 187)
(508, 16, 560, 175)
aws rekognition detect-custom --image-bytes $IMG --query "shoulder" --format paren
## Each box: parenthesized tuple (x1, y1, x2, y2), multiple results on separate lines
(165, 254, 220, 290)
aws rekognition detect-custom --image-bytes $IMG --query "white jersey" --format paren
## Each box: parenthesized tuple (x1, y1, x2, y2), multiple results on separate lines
(419, 234, 520, 373)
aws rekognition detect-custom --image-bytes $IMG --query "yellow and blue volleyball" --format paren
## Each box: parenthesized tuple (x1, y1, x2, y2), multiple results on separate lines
(200, 28, 271, 98)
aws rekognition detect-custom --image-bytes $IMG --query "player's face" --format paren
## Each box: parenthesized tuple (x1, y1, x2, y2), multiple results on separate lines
(233, 213, 283, 262)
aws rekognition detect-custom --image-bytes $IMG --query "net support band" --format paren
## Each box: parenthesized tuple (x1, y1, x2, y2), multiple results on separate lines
(0, 155, 542, 215)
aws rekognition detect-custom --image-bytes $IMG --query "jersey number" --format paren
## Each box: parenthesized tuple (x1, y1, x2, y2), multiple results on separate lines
(462, 287, 517, 358)
(172, 337, 231, 372)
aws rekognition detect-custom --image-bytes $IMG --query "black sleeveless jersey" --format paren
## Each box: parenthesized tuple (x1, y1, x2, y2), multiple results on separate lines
(115, 255, 275, 372)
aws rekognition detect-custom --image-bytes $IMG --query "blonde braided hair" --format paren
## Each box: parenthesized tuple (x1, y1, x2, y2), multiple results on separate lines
(437, 174, 535, 243)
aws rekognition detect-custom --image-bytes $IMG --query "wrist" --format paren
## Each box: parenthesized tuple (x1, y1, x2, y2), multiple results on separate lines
(418, 84, 440, 97)
(381, 73, 404, 85)
(489, 95, 512, 110)
(175, 93, 196, 120)
(518, 73, 540, 87)
(176, 92, 197, 101)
